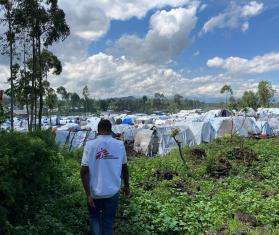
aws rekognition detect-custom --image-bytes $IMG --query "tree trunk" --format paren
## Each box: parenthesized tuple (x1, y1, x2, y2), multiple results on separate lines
(8, 6, 14, 131)
(38, 35, 43, 129)
(30, 34, 36, 131)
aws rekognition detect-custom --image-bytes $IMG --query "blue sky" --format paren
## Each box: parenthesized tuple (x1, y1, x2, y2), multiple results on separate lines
(1, 0, 279, 101)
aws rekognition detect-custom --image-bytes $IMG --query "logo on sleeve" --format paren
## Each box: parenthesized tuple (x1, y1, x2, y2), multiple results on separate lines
(96, 148, 118, 160)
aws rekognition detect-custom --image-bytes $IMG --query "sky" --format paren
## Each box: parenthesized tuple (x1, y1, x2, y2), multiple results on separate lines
(0, 0, 279, 101)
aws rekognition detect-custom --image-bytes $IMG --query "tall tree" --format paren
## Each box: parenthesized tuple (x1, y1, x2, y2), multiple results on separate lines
(45, 87, 57, 125)
(15, 0, 70, 129)
(257, 81, 276, 107)
(220, 84, 233, 107)
(70, 92, 80, 110)
(0, 0, 19, 130)
(82, 85, 89, 113)
(241, 90, 259, 110)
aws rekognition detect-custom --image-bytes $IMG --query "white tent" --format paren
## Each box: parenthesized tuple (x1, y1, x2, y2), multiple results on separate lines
(210, 117, 261, 138)
(176, 121, 216, 145)
(157, 127, 196, 155)
(85, 117, 101, 131)
(134, 129, 159, 156)
(256, 121, 273, 136)
(268, 118, 279, 135)
(112, 124, 136, 142)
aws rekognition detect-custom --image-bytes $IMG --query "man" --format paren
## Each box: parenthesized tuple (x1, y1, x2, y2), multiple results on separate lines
(80, 119, 130, 235)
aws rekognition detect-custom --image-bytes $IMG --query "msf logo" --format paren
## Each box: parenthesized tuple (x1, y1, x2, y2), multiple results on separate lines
(96, 148, 118, 160)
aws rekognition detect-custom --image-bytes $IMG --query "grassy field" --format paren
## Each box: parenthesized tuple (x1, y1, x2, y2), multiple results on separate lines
(1, 131, 278, 234)
(116, 137, 279, 234)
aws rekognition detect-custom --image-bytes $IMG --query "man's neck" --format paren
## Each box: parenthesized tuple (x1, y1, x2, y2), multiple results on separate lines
(98, 132, 111, 136)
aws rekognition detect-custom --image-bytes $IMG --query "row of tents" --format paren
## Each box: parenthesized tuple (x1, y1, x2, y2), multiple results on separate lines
(52, 108, 279, 156)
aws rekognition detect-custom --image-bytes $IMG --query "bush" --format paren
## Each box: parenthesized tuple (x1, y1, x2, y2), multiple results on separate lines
(0, 131, 88, 234)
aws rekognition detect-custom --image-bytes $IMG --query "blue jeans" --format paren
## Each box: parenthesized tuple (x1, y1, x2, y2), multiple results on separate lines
(89, 193, 119, 235)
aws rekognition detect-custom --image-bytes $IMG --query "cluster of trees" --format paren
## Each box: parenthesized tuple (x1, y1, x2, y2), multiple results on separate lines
(0, 0, 69, 130)
(44, 85, 205, 115)
(220, 81, 276, 110)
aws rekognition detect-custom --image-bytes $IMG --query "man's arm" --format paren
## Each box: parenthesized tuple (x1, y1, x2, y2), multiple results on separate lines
(80, 166, 94, 207)
(122, 164, 130, 197)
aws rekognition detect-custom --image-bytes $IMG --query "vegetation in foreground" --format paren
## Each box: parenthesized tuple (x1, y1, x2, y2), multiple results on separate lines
(0, 131, 278, 234)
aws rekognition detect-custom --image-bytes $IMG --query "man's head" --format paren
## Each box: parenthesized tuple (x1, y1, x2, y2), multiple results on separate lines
(98, 119, 112, 135)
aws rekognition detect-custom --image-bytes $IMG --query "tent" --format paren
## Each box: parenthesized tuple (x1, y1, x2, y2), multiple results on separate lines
(256, 121, 273, 136)
(85, 117, 101, 131)
(112, 124, 136, 142)
(257, 108, 279, 119)
(176, 121, 216, 145)
(122, 116, 134, 125)
(268, 118, 279, 135)
(134, 129, 159, 156)
(157, 126, 196, 155)
(202, 109, 231, 121)
(211, 117, 261, 138)
(55, 129, 97, 150)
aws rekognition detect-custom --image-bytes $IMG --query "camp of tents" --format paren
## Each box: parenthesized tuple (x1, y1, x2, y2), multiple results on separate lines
(1, 108, 279, 156)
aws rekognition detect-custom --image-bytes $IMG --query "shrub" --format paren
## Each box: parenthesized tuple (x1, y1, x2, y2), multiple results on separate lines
(0, 131, 88, 234)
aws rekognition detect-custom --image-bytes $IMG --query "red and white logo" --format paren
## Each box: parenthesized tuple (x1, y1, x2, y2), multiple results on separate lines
(96, 148, 119, 160)
(96, 148, 109, 160)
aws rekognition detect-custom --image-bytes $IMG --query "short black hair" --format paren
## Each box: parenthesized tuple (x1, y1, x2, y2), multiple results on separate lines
(98, 119, 112, 133)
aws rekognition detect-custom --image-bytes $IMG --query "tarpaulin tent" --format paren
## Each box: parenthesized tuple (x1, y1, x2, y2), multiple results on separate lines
(256, 121, 273, 136)
(210, 117, 233, 138)
(122, 116, 134, 125)
(112, 124, 136, 142)
(211, 117, 261, 138)
(257, 108, 279, 119)
(175, 121, 216, 145)
(231, 116, 260, 137)
(85, 117, 101, 131)
(267, 118, 279, 135)
(55, 129, 97, 150)
(134, 129, 159, 156)
(157, 126, 196, 155)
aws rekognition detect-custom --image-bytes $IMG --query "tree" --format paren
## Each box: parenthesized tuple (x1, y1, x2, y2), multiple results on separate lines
(57, 86, 68, 100)
(45, 88, 57, 125)
(174, 94, 183, 107)
(70, 92, 80, 110)
(241, 90, 259, 110)
(82, 85, 89, 113)
(220, 84, 233, 107)
(0, 103, 8, 124)
(15, 0, 70, 129)
(0, 0, 19, 130)
(153, 93, 165, 111)
(258, 81, 276, 107)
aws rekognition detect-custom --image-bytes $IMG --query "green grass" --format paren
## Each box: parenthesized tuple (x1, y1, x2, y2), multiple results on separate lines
(2, 131, 278, 234)
(116, 137, 279, 234)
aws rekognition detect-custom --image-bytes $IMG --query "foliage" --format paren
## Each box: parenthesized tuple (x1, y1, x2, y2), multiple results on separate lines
(0, 131, 278, 234)
(0, 131, 88, 234)
(55, 86, 205, 115)
(241, 90, 260, 110)
(0, 103, 8, 124)
(258, 81, 276, 107)
(0, 0, 70, 130)
(116, 137, 279, 234)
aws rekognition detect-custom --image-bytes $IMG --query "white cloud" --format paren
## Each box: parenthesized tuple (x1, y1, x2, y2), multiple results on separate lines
(0, 64, 10, 90)
(207, 52, 279, 74)
(109, 5, 198, 64)
(241, 1, 264, 17)
(59, 0, 193, 41)
(201, 1, 263, 35)
(48, 52, 245, 99)
(241, 22, 250, 32)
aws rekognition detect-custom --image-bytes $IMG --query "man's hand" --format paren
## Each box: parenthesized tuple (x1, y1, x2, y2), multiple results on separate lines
(88, 195, 95, 208)
(123, 186, 130, 198)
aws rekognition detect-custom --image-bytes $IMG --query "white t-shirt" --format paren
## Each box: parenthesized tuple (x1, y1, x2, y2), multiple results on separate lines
(81, 135, 127, 198)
